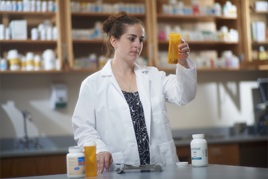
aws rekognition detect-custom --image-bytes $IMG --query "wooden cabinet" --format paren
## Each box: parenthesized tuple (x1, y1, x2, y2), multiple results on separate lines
(208, 143, 240, 166)
(0, 154, 66, 178)
(176, 144, 240, 166)
(241, 0, 268, 70)
(0, 0, 267, 73)
(176, 142, 268, 167)
(0, 0, 64, 72)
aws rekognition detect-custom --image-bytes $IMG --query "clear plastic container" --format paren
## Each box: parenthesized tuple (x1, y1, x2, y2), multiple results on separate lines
(190, 134, 208, 167)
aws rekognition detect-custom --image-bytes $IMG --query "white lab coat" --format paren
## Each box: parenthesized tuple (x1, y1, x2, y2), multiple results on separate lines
(72, 59, 197, 170)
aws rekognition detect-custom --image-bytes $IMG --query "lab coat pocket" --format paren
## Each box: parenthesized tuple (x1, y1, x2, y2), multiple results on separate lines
(151, 95, 169, 124)
(159, 140, 178, 166)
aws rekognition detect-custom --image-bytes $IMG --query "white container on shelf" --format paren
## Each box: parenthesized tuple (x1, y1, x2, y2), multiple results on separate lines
(1, 1, 7, 11)
(12, 1, 17, 11)
(36, 0, 41, 12)
(34, 55, 41, 70)
(48, 1, 53, 12)
(5, 27, 10, 40)
(31, 28, 39, 40)
(7, 49, 20, 71)
(1, 58, 7, 71)
(0, 24, 5, 40)
(31, 0, 36, 12)
(42, 1, 47, 12)
(9, 20, 27, 40)
(52, 26, 57, 40)
(17, 1, 23, 11)
(40, 28, 46, 40)
(23, 0, 30, 12)
(6, 1, 12, 11)
(42, 49, 55, 70)
(26, 52, 34, 71)
(21, 56, 26, 70)
(46, 26, 52, 40)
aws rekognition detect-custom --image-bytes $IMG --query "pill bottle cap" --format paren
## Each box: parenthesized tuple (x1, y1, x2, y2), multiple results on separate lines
(69, 146, 82, 153)
(84, 141, 96, 146)
(176, 162, 188, 167)
(192, 134, 205, 139)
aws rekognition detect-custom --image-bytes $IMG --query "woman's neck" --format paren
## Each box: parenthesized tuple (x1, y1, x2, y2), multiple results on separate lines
(111, 58, 134, 76)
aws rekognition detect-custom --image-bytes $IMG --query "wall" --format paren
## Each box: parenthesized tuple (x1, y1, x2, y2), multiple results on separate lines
(0, 71, 266, 139)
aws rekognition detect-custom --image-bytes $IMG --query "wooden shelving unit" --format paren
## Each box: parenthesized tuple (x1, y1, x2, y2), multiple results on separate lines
(0, 0, 266, 74)
(0, 0, 63, 72)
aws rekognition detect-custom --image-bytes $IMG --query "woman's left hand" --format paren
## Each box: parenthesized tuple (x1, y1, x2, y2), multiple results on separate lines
(178, 39, 190, 68)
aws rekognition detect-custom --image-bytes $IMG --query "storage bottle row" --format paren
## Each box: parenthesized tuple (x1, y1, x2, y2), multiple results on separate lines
(0, 0, 267, 73)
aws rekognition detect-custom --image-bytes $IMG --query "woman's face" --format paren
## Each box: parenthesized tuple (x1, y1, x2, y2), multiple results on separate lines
(115, 23, 145, 63)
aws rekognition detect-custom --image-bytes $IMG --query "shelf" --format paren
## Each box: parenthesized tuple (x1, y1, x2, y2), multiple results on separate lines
(0, 39, 57, 44)
(71, 12, 145, 18)
(73, 39, 105, 44)
(0, 70, 63, 74)
(0, 11, 55, 16)
(157, 14, 237, 20)
(158, 67, 266, 72)
(250, 6, 268, 14)
(252, 41, 268, 45)
(69, 68, 98, 73)
(72, 39, 147, 44)
(241, 60, 268, 66)
(158, 40, 239, 45)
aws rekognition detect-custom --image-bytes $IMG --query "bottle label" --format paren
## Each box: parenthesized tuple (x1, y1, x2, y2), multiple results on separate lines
(68, 156, 85, 176)
(191, 147, 207, 160)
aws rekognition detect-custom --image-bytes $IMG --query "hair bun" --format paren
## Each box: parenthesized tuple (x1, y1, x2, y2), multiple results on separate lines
(102, 11, 128, 34)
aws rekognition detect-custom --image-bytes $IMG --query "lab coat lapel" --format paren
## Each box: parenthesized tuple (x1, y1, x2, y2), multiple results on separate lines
(101, 60, 124, 97)
(135, 64, 151, 141)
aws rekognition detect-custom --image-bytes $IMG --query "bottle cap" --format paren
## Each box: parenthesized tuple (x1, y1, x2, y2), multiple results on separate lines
(84, 141, 96, 146)
(192, 134, 205, 139)
(176, 162, 188, 167)
(69, 146, 82, 153)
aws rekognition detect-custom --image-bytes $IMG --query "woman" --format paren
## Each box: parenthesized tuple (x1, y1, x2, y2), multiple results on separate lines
(72, 11, 197, 173)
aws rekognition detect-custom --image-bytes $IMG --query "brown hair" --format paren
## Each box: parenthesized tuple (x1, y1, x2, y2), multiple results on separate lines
(102, 11, 144, 57)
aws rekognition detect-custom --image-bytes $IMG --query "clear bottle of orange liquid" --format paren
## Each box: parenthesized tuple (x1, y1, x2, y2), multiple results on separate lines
(84, 142, 97, 177)
(168, 33, 181, 64)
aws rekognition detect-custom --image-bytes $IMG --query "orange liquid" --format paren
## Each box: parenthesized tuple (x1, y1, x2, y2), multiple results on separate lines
(84, 146, 97, 177)
(168, 33, 181, 64)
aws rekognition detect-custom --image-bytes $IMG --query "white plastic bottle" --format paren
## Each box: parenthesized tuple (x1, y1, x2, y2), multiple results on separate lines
(190, 134, 208, 167)
(66, 146, 85, 178)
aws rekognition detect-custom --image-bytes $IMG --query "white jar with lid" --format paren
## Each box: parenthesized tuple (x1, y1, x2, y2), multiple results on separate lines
(190, 134, 208, 167)
(66, 146, 85, 178)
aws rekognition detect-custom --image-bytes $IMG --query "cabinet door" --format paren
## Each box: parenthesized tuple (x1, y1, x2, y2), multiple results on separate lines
(0, 154, 66, 178)
(176, 145, 191, 164)
(208, 143, 240, 166)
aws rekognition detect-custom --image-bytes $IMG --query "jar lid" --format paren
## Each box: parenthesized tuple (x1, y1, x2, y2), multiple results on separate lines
(176, 162, 188, 167)
(83, 141, 96, 146)
(192, 134, 205, 139)
(69, 146, 82, 153)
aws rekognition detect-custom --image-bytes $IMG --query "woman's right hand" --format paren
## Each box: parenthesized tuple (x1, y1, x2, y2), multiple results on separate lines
(97, 151, 113, 173)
